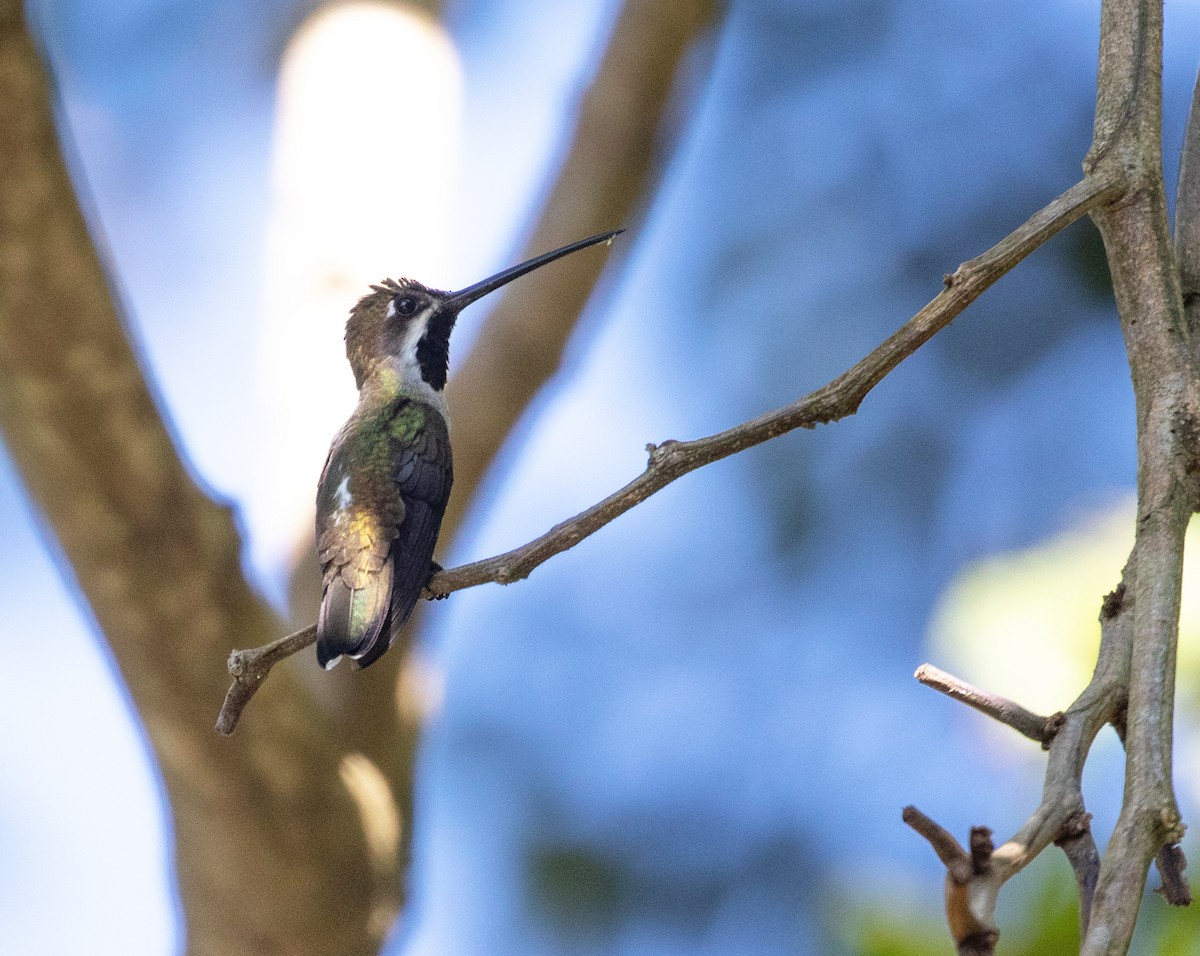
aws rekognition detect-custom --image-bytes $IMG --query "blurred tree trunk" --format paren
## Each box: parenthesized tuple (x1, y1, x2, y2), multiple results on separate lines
(0, 1, 714, 954)
(0, 4, 390, 955)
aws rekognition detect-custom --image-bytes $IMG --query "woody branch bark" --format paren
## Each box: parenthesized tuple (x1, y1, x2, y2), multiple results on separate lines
(1173, 62, 1200, 922)
(0, 5, 393, 956)
(909, 583, 1131, 952)
(914, 664, 1064, 746)
(907, 0, 1200, 952)
(1176, 42, 1200, 342)
(218, 174, 1120, 732)
(1080, 0, 1200, 949)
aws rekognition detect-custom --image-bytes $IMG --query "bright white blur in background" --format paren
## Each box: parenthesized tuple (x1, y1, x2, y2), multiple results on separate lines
(254, 1, 462, 593)
(1, 5, 467, 954)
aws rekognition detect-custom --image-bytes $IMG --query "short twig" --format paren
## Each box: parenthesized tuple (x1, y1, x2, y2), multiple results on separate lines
(903, 805, 971, 879)
(969, 827, 994, 874)
(215, 625, 317, 735)
(906, 574, 1132, 956)
(915, 663, 1061, 746)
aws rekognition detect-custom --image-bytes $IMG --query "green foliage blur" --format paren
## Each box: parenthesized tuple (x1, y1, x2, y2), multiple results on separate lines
(846, 861, 1200, 956)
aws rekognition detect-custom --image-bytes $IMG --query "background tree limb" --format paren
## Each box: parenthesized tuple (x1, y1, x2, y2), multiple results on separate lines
(0, 4, 391, 954)
(440, 0, 717, 539)
(4, 0, 725, 948)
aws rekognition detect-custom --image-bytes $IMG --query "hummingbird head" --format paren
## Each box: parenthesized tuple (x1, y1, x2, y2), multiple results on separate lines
(344, 229, 623, 395)
(344, 278, 453, 392)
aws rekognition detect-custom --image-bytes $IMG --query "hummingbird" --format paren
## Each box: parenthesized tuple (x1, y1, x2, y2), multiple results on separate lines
(315, 229, 623, 669)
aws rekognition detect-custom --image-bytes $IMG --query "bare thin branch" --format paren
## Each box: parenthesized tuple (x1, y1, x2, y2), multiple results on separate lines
(902, 806, 970, 877)
(423, 176, 1119, 597)
(904, 807, 1000, 955)
(218, 175, 1119, 731)
(914, 663, 1061, 746)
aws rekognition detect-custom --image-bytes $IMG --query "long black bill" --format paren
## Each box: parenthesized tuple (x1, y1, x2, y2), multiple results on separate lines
(444, 229, 624, 311)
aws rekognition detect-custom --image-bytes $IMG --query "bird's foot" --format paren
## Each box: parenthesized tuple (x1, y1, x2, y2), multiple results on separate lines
(427, 560, 449, 600)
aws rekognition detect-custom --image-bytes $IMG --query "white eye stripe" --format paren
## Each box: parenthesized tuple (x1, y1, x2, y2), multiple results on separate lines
(385, 299, 397, 320)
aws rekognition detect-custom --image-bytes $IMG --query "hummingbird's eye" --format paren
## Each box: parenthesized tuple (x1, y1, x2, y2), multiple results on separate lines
(393, 296, 419, 318)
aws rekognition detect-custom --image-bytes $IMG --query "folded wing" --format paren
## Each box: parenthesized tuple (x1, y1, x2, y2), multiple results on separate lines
(315, 400, 453, 670)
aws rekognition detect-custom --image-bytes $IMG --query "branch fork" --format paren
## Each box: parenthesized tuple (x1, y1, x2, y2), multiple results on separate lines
(903, 807, 1000, 955)
(907, 660, 1104, 953)
(910, 646, 1190, 948)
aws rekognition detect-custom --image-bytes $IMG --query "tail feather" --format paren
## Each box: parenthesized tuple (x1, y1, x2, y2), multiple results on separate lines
(316, 562, 394, 669)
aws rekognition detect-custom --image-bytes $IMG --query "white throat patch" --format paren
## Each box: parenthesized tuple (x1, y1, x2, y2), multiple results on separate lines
(387, 304, 449, 418)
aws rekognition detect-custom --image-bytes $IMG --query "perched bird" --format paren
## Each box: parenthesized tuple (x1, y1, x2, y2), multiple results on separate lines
(315, 230, 623, 669)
